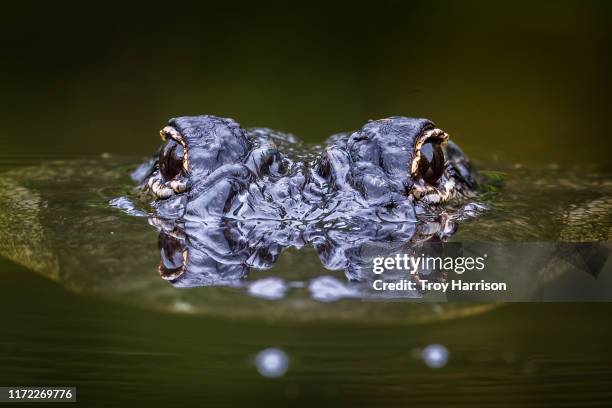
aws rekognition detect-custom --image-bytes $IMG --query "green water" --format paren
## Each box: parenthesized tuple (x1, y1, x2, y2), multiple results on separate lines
(0, 156, 610, 406)
(1, 1, 612, 406)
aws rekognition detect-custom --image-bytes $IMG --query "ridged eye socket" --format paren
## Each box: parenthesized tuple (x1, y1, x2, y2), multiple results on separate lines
(159, 139, 184, 180)
(418, 141, 445, 185)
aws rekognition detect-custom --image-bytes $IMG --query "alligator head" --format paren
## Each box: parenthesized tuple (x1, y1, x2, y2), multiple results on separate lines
(131, 115, 480, 287)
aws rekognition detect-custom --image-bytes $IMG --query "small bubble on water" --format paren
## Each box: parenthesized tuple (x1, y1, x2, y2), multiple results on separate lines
(422, 344, 449, 368)
(255, 348, 289, 378)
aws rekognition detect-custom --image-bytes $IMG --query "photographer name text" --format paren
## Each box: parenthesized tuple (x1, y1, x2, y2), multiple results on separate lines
(371, 253, 507, 293)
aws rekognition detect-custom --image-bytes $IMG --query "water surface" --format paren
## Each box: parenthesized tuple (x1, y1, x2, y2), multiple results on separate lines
(0, 155, 611, 406)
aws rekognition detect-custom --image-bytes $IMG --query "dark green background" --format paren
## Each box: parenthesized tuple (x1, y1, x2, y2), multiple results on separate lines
(1, 1, 611, 165)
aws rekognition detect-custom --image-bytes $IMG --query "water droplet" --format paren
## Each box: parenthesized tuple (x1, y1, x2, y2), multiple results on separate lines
(255, 348, 288, 378)
(422, 344, 449, 368)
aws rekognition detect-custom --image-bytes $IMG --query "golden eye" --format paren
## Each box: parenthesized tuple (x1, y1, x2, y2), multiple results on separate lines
(159, 139, 184, 180)
(418, 141, 445, 185)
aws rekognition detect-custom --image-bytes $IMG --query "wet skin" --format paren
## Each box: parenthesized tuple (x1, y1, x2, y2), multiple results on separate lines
(133, 115, 479, 287)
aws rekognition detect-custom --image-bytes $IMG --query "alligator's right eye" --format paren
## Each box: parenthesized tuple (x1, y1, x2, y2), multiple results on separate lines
(159, 139, 184, 180)
(418, 140, 445, 185)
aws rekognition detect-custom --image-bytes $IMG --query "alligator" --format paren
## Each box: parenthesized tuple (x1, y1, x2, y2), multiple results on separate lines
(126, 115, 480, 288)
(1, 115, 609, 318)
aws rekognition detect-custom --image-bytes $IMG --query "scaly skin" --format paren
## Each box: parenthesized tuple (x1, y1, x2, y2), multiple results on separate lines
(133, 115, 479, 287)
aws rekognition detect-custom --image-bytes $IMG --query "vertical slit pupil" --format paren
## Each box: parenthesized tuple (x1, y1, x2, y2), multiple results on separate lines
(418, 141, 445, 185)
(159, 140, 184, 180)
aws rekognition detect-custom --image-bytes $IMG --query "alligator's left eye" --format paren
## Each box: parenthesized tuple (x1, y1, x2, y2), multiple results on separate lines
(159, 139, 184, 180)
(418, 141, 445, 185)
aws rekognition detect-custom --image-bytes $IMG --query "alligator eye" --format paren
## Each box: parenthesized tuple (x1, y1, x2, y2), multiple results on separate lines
(159, 139, 184, 180)
(418, 141, 445, 185)
(158, 232, 186, 281)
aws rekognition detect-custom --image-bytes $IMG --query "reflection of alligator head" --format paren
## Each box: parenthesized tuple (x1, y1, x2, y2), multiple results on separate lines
(129, 115, 480, 287)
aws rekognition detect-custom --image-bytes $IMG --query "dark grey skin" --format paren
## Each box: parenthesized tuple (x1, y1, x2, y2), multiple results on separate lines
(131, 115, 478, 287)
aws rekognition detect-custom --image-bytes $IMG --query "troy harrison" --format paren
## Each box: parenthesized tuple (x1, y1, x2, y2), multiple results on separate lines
(373, 279, 507, 292)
